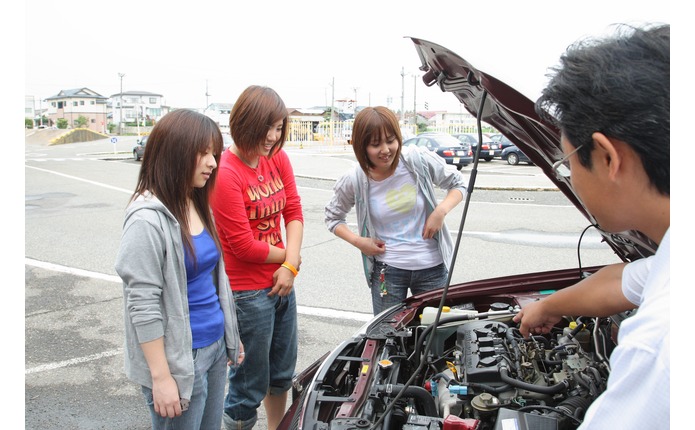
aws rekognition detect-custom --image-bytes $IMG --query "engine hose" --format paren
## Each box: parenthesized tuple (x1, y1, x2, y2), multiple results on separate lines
(499, 366, 568, 395)
(531, 336, 551, 348)
(574, 372, 597, 397)
(555, 395, 592, 420)
(375, 384, 438, 417)
(467, 382, 513, 394)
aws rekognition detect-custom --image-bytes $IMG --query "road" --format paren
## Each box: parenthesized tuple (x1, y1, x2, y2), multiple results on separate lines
(23, 133, 620, 429)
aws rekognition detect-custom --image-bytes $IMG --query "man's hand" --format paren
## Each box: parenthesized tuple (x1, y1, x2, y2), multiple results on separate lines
(512, 300, 561, 338)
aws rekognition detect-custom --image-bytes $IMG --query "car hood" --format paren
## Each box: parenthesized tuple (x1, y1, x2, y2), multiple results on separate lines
(409, 37, 656, 262)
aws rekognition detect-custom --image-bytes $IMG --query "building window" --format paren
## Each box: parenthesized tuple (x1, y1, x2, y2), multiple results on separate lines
(80, 101, 85, 105)
(149, 97, 157, 104)
(91, 118, 96, 123)
(73, 101, 78, 106)
(90, 100, 95, 105)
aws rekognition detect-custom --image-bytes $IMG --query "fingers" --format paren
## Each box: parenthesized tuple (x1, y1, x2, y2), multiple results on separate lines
(155, 398, 182, 418)
(268, 277, 294, 297)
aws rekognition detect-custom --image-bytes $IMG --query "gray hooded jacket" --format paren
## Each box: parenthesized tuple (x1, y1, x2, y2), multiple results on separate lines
(115, 194, 241, 399)
(324, 145, 467, 285)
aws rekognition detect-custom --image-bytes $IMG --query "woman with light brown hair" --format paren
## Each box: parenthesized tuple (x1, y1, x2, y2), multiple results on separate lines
(211, 86, 304, 430)
(325, 106, 467, 315)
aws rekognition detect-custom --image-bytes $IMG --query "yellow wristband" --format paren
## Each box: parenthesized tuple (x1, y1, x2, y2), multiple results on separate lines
(281, 262, 299, 277)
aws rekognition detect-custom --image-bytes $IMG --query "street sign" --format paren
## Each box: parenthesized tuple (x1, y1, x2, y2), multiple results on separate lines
(111, 137, 118, 143)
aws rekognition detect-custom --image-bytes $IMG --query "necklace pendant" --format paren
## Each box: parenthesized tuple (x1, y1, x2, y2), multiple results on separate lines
(257, 174, 264, 182)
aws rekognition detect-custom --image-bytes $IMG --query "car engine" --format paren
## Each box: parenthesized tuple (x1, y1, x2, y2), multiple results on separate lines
(302, 300, 618, 430)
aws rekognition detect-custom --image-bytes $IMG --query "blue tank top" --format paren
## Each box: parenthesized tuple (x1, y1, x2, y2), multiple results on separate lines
(184, 228, 224, 349)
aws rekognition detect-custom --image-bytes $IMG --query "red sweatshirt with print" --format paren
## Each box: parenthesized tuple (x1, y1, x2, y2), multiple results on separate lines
(211, 149, 303, 291)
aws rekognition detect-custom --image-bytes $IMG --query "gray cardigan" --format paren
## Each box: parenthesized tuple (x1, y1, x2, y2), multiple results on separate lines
(324, 145, 467, 285)
(115, 195, 241, 399)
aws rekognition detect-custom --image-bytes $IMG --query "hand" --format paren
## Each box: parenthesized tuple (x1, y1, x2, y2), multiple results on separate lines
(236, 342, 245, 365)
(269, 266, 295, 297)
(355, 237, 386, 257)
(151, 374, 182, 418)
(512, 300, 561, 338)
(422, 209, 445, 239)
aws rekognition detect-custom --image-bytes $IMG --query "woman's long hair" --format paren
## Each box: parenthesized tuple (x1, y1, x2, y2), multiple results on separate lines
(131, 109, 224, 259)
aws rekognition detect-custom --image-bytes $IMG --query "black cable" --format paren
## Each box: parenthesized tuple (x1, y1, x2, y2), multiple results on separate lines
(577, 224, 598, 279)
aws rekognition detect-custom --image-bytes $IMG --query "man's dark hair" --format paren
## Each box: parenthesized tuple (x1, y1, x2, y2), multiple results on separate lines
(536, 23, 669, 196)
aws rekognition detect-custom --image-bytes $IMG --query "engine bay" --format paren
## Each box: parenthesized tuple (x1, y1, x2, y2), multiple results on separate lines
(302, 295, 621, 430)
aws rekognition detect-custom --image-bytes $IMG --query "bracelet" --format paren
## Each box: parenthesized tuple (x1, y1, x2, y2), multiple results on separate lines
(281, 261, 299, 277)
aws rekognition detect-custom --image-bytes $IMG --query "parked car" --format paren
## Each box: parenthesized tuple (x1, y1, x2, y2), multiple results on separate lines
(453, 133, 500, 161)
(403, 132, 473, 170)
(490, 133, 516, 154)
(400, 127, 416, 140)
(501, 144, 533, 165)
(132, 135, 147, 161)
(277, 37, 657, 430)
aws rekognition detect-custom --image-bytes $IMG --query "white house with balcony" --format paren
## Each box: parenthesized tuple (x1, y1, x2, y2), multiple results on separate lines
(110, 90, 165, 128)
(44, 88, 109, 132)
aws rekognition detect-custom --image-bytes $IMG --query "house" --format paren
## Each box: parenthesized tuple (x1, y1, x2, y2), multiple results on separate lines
(45, 88, 109, 132)
(109, 90, 166, 130)
(203, 103, 234, 133)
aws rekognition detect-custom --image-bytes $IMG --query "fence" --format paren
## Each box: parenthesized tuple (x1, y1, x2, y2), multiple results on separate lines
(284, 121, 491, 152)
(118, 121, 493, 152)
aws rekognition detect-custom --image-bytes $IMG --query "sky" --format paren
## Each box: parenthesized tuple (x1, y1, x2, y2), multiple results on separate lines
(24, 0, 672, 114)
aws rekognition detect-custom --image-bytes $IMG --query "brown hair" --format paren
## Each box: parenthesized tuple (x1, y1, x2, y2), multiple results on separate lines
(351, 106, 402, 175)
(229, 85, 288, 159)
(132, 109, 224, 258)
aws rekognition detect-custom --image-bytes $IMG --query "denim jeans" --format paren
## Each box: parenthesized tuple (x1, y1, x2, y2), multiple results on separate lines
(369, 261, 448, 315)
(223, 288, 298, 430)
(142, 336, 227, 430)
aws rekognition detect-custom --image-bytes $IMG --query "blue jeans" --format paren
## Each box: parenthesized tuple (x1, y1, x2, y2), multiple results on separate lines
(142, 336, 228, 430)
(223, 288, 297, 430)
(369, 261, 448, 315)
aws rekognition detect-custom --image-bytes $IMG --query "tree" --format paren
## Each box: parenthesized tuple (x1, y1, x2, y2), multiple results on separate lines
(57, 118, 68, 129)
(74, 115, 89, 128)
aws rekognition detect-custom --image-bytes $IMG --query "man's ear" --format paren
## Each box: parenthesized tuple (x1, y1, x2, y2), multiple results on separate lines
(591, 132, 621, 181)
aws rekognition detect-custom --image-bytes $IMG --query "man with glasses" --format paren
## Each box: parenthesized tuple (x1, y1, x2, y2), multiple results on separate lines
(513, 24, 669, 429)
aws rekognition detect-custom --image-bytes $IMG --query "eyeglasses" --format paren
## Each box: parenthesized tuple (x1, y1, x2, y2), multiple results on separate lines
(552, 144, 584, 178)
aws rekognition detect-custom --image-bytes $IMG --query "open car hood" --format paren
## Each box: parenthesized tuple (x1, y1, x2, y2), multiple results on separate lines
(409, 37, 656, 262)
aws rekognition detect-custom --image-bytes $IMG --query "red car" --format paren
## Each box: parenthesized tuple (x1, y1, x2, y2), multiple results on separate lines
(278, 37, 656, 430)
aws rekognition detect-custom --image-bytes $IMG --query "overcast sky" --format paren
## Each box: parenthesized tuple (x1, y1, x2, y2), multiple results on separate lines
(25, 0, 671, 113)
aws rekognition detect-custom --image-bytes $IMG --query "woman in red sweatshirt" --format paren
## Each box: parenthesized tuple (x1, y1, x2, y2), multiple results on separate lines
(211, 85, 303, 430)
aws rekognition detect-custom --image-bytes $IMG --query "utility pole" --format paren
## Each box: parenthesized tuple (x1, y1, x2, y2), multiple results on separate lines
(400, 67, 405, 124)
(330, 77, 335, 145)
(118, 73, 125, 135)
(205, 79, 211, 110)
